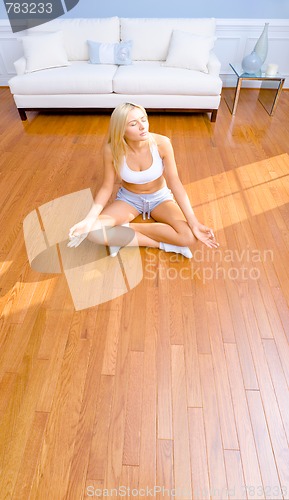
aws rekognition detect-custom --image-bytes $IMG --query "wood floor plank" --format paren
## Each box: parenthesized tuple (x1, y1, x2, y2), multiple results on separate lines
(103, 295, 131, 491)
(213, 276, 236, 343)
(271, 285, 289, 344)
(252, 272, 289, 345)
(262, 339, 289, 448)
(87, 375, 115, 482)
(169, 273, 185, 345)
(128, 281, 147, 352)
(224, 279, 259, 390)
(261, 180, 289, 254)
(199, 354, 228, 500)
(139, 289, 157, 491)
(247, 390, 282, 499)
(119, 466, 139, 496)
(193, 278, 211, 354)
(190, 197, 215, 355)
(206, 301, 239, 450)
(157, 277, 173, 440)
(12, 411, 49, 500)
(224, 450, 247, 500)
(101, 301, 123, 375)
(171, 345, 192, 499)
(247, 278, 273, 340)
(182, 295, 202, 408)
(156, 440, 174, 500)
(188, 408, 211, 500)
(36, 309, 74, 412)
(257, 277, 289, 387)
(225, 343, 263, 499)
(122, 351, 144, 466)
(249, 212, 289, 303)
(84, 481, 104, 499)
(0, 372, 17, 418)
(65, 309, 108, 500)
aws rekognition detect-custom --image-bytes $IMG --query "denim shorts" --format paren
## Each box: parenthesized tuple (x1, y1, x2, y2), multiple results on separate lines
(116, 185, 175, 220)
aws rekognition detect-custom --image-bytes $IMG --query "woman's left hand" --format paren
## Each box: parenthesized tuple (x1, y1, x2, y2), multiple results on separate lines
(191, 222, 219, 249)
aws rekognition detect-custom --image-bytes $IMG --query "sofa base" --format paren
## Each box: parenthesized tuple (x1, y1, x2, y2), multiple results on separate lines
(13, 93, 220, 122)
(17, 107, 218, 122)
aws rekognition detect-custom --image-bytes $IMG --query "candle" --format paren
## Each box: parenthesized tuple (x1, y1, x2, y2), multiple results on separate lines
(266, 63, 278, 76)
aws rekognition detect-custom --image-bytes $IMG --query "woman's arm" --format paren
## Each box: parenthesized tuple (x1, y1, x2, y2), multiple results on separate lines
(158, 135, 219, 248)
(68, 143, 116, 247)
(84, 143, 116, 222)
(158, 135, 198, 224)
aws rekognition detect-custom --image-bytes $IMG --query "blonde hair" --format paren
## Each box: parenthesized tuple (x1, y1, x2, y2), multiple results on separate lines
(107, 102, 149, 173)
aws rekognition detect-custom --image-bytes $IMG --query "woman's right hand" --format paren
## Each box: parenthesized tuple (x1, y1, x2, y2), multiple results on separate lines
(67, 218, 95, 248)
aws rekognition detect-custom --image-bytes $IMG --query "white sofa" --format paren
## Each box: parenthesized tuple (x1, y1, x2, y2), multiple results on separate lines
(8, 17, 222, 122)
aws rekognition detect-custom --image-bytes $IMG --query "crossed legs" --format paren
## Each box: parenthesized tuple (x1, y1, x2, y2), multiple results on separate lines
(87, 199, 197, 254)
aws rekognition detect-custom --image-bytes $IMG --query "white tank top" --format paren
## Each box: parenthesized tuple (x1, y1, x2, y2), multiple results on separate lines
(120, 143, 164, 184)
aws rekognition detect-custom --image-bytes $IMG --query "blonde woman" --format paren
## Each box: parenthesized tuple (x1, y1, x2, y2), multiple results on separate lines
(68, 103, 219, 256)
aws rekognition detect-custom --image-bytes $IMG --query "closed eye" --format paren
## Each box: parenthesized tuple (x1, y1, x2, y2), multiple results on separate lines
(128, 115, 147, 126)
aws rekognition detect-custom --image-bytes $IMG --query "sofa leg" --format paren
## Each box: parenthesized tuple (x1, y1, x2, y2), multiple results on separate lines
(18, 108, 27, 121)
(211, 109, 217, 122)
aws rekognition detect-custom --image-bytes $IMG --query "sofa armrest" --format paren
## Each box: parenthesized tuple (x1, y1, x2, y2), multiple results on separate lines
(207, 52, 221, 76)
(14, 57, 26, 76)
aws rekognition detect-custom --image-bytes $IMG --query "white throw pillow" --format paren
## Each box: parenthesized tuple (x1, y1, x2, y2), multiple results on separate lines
(163, 30, 215, 73)
(21, 31, 70, 73)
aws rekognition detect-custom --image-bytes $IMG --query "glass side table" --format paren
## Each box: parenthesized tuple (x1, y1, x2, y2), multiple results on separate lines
(225, 63, 285, 116)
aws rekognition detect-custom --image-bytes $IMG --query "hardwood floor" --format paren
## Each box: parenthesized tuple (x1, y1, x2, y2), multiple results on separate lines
(0, 87, 289, 499)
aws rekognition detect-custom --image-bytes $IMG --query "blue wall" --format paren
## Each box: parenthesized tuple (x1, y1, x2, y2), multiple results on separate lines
(1, 0, 289, 19)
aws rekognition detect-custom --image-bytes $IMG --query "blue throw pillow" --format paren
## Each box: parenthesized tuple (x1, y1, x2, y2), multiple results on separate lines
(87, 40, 133, 65)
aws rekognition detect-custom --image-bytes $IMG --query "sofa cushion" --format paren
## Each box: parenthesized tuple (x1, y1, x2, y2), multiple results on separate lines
(26, 18, 120, 61)
(113, 62, 222, 96)
(9, 61, 117, 95)
(21, 31, 70, 73)
(120, 18, 216, 61)
(88, 40, 132, 65)
(163, 31, 215, 73)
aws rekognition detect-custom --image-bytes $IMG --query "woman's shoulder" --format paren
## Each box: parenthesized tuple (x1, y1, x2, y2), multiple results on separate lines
(150, 133, 173, 156)
(103, 142, 113, 157)
(150, 132, 171, 145)
(103, 142, 116, 173)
